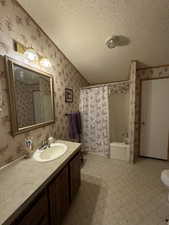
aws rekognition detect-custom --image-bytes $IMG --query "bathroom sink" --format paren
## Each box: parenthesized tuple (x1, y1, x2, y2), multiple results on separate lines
(33, 143, 67, 162)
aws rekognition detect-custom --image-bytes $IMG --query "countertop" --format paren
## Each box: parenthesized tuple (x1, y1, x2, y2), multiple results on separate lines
(0, 140, 81, 225)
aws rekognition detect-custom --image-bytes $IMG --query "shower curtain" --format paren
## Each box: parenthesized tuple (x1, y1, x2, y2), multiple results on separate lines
(80, 86, 110, 157)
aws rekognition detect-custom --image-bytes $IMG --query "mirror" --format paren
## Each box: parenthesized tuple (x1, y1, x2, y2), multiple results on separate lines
(6, 57, 55, 136)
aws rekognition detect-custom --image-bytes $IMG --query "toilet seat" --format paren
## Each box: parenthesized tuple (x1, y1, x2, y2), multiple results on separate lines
(161, 170, 169, 187)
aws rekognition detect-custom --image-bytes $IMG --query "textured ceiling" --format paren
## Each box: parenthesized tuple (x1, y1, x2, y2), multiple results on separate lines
(18, 0, 169, 84)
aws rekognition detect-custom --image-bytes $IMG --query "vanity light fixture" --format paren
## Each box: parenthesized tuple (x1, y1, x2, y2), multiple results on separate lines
(23, 48, 39, 61)
(40, 57, 52, 68)
(14, 40, 52, 68)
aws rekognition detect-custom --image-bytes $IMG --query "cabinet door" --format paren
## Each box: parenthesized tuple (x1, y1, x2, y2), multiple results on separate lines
(69, 152, 81, 201)
(48, 166, 69, 225)
(14, 190, 49, 225)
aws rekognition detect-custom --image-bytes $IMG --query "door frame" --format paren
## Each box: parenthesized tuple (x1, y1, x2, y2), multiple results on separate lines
(139, 76, 169, 161)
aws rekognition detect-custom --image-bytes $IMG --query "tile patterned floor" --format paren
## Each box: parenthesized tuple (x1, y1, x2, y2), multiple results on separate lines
(63, 154, 169, 225)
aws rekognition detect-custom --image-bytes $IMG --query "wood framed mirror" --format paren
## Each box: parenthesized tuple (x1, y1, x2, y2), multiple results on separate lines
(5, 57, 55, 136)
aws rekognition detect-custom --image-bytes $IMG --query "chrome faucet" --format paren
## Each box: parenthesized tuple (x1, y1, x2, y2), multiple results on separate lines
(39, 139, 48, 150)
(39, 137, 55, 150)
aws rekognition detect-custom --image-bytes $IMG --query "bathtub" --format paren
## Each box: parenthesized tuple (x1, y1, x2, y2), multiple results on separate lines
(110, 142, 130, 161)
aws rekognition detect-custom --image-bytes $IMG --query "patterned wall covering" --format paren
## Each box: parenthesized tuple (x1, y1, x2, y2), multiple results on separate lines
(0, 0, 88, 167)
(108, 81, 129, 95)
(133, 66, 169, 161)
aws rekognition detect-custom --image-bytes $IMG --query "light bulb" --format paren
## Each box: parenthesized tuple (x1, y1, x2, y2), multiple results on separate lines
(23, 48, 38, 61)
(40, 57, 52, 68)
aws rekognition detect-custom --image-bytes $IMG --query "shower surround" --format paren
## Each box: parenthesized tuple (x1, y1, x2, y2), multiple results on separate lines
(80, 79, 132, 159)
(109, 81, 129, 143)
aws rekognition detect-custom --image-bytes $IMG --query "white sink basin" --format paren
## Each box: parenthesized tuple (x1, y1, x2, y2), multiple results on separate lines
(33, 143, 67, 162)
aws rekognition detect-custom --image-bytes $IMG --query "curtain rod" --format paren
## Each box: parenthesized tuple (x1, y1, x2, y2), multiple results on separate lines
(80, 80, 129, 90)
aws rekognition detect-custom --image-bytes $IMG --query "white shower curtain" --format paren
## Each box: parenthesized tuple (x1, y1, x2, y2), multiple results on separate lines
(80, 86, 110, 157)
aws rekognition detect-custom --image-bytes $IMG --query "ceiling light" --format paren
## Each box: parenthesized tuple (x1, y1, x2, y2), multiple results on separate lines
(23, 48, 39, 61)
(105, 36, 120, 49)
(40, 57, 52, 68)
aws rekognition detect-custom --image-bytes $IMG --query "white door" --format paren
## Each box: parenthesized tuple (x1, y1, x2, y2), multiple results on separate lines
(140, 78, 169, 160)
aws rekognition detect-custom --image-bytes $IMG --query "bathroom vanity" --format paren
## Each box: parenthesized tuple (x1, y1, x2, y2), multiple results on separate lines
(0, 140, 81, 225)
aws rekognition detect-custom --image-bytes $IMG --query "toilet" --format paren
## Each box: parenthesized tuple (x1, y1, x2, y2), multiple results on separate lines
(161, 170, 169, 201)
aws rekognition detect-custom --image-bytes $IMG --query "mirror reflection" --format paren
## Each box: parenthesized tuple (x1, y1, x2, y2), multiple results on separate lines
(14, 65, 54, 128)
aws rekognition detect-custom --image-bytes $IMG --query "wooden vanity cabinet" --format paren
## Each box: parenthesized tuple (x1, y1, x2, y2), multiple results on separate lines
(11, 151, 81, 225)
(48, 152, 81, 225)
(48, 166, 69, 225)
(13, 190, 49, 225)
(69, 152, 81, 202)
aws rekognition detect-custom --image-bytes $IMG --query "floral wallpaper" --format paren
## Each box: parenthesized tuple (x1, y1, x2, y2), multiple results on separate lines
(108, 81, 129, 95)
(0, 0, 88, 167)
